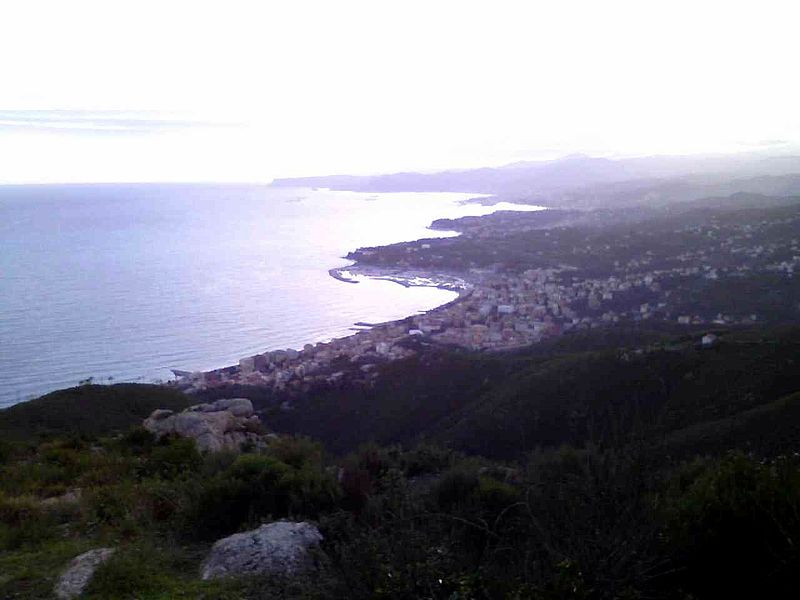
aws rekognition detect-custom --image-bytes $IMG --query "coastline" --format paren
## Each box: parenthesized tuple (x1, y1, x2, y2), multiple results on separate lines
(172, 199, 578, 395)
(326, 263, 475, 324)
(173, 199, 493, 394)
(2, 186, 498, 407)
(173, 198, 563, 395)
(181, 261, 477, 393)
(327, 264, 471, 293)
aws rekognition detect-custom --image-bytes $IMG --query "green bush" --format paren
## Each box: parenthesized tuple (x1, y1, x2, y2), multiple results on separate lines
(0, 439, 15, 465)
(117, 426, 157, 455)
(0, 494, 58, 551)
(475, 476, 519, 513)
(663, 452, 800, 598)
(181, 449, 340, 540)
(0, 493, 40, 527)
(86, 483, 137, 525)
(267, 436, 324, 469)
(85, 548, 163, 598)
(143, 436, 201, 479)
(402, 443, 456, 477)
(433, 469, 480, 510)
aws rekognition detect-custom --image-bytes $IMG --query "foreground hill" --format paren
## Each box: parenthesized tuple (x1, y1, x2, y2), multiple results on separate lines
(0, 384, 191, 441)
(3, 324, 800, 598)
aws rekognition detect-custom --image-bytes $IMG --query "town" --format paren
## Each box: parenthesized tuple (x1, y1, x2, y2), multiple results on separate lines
(177, 194, 800, 395)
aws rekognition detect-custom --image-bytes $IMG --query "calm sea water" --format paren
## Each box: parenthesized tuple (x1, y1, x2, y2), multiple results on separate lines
(0, 183, 541, 407)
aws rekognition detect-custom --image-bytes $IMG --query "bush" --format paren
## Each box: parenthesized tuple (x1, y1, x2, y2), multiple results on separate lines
(268, 436, 324, 469)
(86, 483, 138, 525)
(143, 436, 202, 479)
(0, 439, 15, 465)
(0, 493, 40, 527)
(663, 452, 800, 598)
(402, 443, 456, 477)
(83, 544, 194, 599)
(181, 450, 340, 540)
(433, 469, 480, 510)
(0, 494, 57, 550)
(475, 476, 519, 513)
(117, 426, 157, 455)
(515, 446, 663, 599)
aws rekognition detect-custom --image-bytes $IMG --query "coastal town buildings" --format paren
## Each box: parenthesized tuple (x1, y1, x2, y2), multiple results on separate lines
(178, 202, 800, 395)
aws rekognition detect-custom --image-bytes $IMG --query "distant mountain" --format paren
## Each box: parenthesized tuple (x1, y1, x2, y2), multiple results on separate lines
(270, 154, 634, 194)
(270, 152, 800, 201)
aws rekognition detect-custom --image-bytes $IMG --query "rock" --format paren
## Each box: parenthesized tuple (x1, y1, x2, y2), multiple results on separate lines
(201, 521, 323, 580)
(239, 356, 256, 375)
(41, 488, 82, 508)
(205, 398, 254, 418)
(148, 409, 174, 421)
(143, 398, 264, 453)
(54, 547, 115, 599)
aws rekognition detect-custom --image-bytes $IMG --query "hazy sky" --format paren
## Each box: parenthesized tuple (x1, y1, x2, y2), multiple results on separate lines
(1, 0, 798, 183)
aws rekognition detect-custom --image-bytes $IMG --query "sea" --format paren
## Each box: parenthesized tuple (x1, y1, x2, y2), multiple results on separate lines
(0, 183, 542, 407)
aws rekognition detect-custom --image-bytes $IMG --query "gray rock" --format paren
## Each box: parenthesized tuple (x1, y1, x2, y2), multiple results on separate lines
(54, 547, 115, 599)
(40, 488, 82, 508)
(206, 398, 254, 418)
(148, 409, 174, 421)
(239, 356, 256, 375)
(201, 521, 323, 580)
(143, 398, 263, 453)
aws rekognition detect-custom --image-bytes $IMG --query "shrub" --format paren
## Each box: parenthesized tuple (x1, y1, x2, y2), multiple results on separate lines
(181, 451, 340, 540)
(117, 426, 157, 455)
(516, 446, 662, 598)
(663, 452, 800, 598)
(0, 494, 57, 550)
(433, 469, 479, 510)
(268, 435, 324, 469)
(84, 545, 178, 599)
(402, 443, 456, 477)
(475, 476, 520, 513)
(143, 436, 202, 479)
(0, 493, 40, 527)
(0, 439, 14, 465)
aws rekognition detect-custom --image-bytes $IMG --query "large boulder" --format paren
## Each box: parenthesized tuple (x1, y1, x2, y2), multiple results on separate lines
(143, 398, 264, 452)
(201, 521, 323, 580)
(54, 547, 115, 599)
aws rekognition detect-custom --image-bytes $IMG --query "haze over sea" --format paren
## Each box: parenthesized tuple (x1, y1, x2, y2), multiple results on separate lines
(0, 184, 541, 407)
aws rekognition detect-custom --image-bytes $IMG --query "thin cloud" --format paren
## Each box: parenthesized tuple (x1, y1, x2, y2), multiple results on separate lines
(0, 110, 237, 135)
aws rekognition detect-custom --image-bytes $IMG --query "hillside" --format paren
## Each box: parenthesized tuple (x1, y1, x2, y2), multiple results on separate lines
(3, 324, 800, 598)
(0, 384, 191, 441)
(190, 325, 800, 459)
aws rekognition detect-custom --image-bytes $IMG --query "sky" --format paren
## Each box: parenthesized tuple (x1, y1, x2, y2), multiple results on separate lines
(0, 0, 799, 183)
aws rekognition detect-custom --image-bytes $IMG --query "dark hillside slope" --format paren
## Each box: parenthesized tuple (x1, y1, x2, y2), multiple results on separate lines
(12, 326, 797, 462)
(197, 326, 800, 459)
(661, 389, 800, 458)
(436, 327, 800, 458)
(0, 384, 191, 440)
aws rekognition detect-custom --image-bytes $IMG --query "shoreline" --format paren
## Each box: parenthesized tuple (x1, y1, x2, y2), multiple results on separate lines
(174, 198, 562, 394)
(328, 264, 471, 293)
(325, 264, 475, 326)
(178, 226, 484, 393)
(171, 256, 482, 393)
